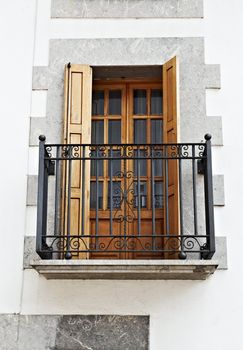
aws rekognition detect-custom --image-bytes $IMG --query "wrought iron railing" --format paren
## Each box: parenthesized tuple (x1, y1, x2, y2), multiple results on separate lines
(36, 135, 215, 260)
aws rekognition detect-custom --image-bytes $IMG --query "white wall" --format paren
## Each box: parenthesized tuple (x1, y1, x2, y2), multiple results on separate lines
(1, 0, 243, 348)
(0, 0, 37, 313)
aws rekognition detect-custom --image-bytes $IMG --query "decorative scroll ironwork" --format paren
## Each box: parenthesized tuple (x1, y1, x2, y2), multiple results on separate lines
(44, 143, 206, 160)
(43, 235, 209, 255)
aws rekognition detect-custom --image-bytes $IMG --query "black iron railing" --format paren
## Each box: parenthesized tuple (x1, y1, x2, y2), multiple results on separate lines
(36, 135, 215, 260)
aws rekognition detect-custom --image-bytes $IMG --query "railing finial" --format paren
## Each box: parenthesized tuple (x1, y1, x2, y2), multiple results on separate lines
(39, 135, 46, 142)
(204, 133, 212, 141)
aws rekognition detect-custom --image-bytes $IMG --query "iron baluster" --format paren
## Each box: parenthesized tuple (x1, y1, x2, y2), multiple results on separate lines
(201, 134, 215, 259)
(65, 146, 72, 259)
(192, 144, 198, 235)
(164, 145, 169, 235)
(178, 155, 186, 259)
(109, 147, 113, 236)
(95, 146, 99, 240)
(151, 146, 156, 248)
(137, 147, 141, 236)
(81, 145, 85, 236)
(36, 135, 51, 258)
(54, 145, 60, 237)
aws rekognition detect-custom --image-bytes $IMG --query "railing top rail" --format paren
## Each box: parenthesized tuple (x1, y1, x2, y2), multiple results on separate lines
(43, 142, 206, 160)
(44, 142, 206, 147)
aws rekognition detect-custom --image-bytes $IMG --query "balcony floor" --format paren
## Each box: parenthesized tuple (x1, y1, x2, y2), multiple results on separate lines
(31, 259, 218, 280)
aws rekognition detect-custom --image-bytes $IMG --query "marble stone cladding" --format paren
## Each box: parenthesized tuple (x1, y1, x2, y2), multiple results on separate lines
(0, 315, 149, 350)
(51, 0, 204, 18)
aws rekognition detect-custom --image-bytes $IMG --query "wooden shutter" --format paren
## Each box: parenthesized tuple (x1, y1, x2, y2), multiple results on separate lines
(163, 57, 179, 256)
(62, 64, 92, 258)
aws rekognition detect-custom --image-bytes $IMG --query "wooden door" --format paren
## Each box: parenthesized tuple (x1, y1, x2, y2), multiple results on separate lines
(90, 82, 166, 259)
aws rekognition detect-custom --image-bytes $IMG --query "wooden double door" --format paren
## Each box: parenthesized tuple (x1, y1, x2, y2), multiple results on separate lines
(63, 58, 178, 259)
(90, 82, 165, 259)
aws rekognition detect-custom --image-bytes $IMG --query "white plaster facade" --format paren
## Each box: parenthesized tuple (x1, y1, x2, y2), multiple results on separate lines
(0, 0, 243, 348)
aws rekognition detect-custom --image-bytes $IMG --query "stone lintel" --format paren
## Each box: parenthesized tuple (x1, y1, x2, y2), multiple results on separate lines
(51, 0, 204, 19)
(31, 259, 218, 280)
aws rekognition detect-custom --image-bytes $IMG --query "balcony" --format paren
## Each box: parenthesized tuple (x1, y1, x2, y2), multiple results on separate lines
(33, 134, 218, 280)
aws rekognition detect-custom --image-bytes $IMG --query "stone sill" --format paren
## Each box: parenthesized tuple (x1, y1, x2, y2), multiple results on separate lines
(31, 260, 218, 280)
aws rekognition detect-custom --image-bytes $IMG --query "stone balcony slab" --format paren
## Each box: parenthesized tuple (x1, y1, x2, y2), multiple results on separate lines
(31, 259, 218, 280)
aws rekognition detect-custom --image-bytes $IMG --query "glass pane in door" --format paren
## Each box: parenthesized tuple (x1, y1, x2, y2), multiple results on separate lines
(134, 182, 147, 208)
(151, 89, 163, 115)
(109, 90, 122, 115)
(90, 182, 103, 209)
(134, 89, 147, 115)
(108, 120, 121, 176)
(154, 182, 163, 208)
(108, 181, 121, 209)
(91, 120, 104, 176)
(151, 119, 163, 176)
(134, 119, 147, 176)
(92, 90, 104, 115)
(134, 119, 146, 144)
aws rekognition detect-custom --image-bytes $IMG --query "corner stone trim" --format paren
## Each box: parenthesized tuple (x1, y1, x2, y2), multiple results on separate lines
(0, 314, 149, 350)
(51, 0, 204, 19)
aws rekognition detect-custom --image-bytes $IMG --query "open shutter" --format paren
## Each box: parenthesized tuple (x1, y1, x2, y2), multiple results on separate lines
(163, 57, 179, 255)
(62, 64, 92, 258)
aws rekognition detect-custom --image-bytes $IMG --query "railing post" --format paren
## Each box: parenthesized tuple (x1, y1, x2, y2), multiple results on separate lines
(201, 134, 215, 259)
(36, 135, 52, 259)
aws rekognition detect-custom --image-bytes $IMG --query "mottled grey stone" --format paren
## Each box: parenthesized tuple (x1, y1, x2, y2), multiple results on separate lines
(205, 64, 221, 89)
(213, 175, 225, 206)
(206, 116, 223, 146)
(214, 236, 227, 269)
(0, 315, 149, 350)
(27, 175, 38, 206)
(18, 315, 60, 350)
(32, 259, 218, 280)
(23, 236, 40, 268)
(51, 0, 203, 18)
(0, 314, 19, 350)
(32, 66, 50, 90)
(29, 117, 48, 146)
(180, 63, 205, 89)
(52, 315, 149, 350)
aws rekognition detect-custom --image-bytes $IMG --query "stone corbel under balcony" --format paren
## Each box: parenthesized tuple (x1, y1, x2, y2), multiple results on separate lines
(31, 259, 218, 280)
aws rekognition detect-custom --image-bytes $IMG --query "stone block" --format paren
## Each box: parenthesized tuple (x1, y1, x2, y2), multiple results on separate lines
(32, 66, 50, 90)
(27, 175, 38, 206)
(214, 236, 227, 269)
(0, 314, 19, 350)
(205, 64, 221, 89)
(23, 236, 40, 269)
(213, 175, 225, 206)
(206, 116, 223, 145)
(29, 117, 47, 146)
(51, 0, 203, 18)
(18, 315, 60, 350)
